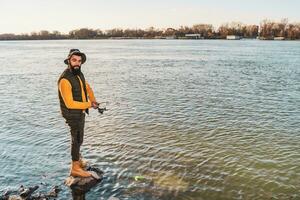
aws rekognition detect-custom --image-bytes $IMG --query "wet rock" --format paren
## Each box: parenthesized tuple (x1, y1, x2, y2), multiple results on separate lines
(65, 165, 104, 193)
(18, 186, 24, 194)
(8, 195, 22, 200)
(1, 189, 11, 200)
(47, 185, 61, 198)
(1, 185, 61, 200)
(20, 185, 39, 198)
(1, 166, 102, 200)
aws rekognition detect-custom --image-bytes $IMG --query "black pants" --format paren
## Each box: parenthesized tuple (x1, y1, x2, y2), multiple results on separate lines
(66, 113, 85, 161)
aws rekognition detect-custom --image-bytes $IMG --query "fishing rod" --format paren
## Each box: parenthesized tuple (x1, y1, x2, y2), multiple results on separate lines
(95, 100, 128, 114)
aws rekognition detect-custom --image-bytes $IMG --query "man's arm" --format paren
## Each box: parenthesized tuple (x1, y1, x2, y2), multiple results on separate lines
(86, 81, 96, 102)
(86, 81, 99, 109)
(59, 78, 92, 109)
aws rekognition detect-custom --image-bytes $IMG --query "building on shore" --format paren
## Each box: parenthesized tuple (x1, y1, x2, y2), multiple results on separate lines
(154, 35, 176, 39)
(274, 37, 285, 40)
(165, 36, 176, 39)
(185, 34, 203, 39)
(257, 36, 285, 40)
(226, 35, 242, 40)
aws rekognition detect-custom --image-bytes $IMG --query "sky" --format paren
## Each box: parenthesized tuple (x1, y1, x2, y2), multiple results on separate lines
(0, 0, 299, 34)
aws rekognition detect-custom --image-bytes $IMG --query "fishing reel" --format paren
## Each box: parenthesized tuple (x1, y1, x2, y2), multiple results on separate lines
(96, 102, 108, 114)
(98, 107, 107, 114)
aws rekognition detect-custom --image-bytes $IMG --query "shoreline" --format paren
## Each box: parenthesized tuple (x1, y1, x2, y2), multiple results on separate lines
(1, 38, 300, 42)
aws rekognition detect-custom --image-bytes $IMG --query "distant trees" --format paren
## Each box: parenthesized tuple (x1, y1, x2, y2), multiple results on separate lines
(163, 28, 177, 37)
(192, 24, 214, 38)
(0, 30, 68, 40)
(143, 27, 163, 38)
(69, 28, 97, 39)
(0, 18, 300, 40)
(243, 25, 259, 38)
(259, 18, 300, 39)
(218, 22, 258, 39)
(0, 34, 18, 40)
(105, 28, 123, 38)
(285, 23, 300, 39)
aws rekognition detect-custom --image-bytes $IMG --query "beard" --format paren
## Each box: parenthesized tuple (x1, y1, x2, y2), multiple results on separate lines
(70, 65, 81, 75)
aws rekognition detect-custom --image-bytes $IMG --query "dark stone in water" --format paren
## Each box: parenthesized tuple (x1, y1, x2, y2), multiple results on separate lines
(0, 185, 60, 200)
(0, 190, 9, 200)
(65, 165, 104, 193)
(47, 185, 61, 198)
(20, 185, 39, 198)
(1, 166, 103, 200)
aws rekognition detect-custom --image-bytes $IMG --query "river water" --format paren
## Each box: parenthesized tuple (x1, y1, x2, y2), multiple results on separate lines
(0, 39, 299, 199)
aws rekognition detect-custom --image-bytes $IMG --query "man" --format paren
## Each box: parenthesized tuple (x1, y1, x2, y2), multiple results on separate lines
(58, 49, 99, 177)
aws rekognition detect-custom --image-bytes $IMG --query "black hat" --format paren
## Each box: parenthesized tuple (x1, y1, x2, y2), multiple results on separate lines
(64, 49, 86, 65)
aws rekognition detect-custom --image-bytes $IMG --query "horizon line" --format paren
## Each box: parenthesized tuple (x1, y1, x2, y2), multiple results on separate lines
(1, 18, 298, 35)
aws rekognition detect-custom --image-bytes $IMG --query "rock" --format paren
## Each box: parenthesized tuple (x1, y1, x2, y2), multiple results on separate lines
(47, 185, 60, 198)
(1, 185, 61, 200)
(1, 189, 11, 200)
(18, 185, 24, 194)
(65, 165, 104, 193)
(20, 185, 39, 198)
(8, 195, 22, 200)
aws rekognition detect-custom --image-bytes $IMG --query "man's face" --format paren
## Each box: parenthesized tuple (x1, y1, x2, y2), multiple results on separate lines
(69, 54, 82, 68)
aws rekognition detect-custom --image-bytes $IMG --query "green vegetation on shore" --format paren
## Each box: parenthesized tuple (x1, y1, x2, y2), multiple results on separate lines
(1, 18, 299, 40)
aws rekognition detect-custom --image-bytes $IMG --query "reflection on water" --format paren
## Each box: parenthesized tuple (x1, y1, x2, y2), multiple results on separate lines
(0, 40, 299, 199)
(72, 188, 87, 200)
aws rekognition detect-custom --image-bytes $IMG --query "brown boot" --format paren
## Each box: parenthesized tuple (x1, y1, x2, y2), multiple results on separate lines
(79, 154, 88, 168)
(70, 161, 92, 178)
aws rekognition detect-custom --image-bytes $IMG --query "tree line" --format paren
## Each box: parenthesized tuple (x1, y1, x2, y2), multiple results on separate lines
(1, 19, 300, 40)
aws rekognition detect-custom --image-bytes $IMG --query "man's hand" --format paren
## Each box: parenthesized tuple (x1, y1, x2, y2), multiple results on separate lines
(91, 101, 99, 109)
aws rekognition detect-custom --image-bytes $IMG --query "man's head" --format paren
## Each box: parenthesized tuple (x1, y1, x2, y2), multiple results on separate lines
(64, 49, 86, 75)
